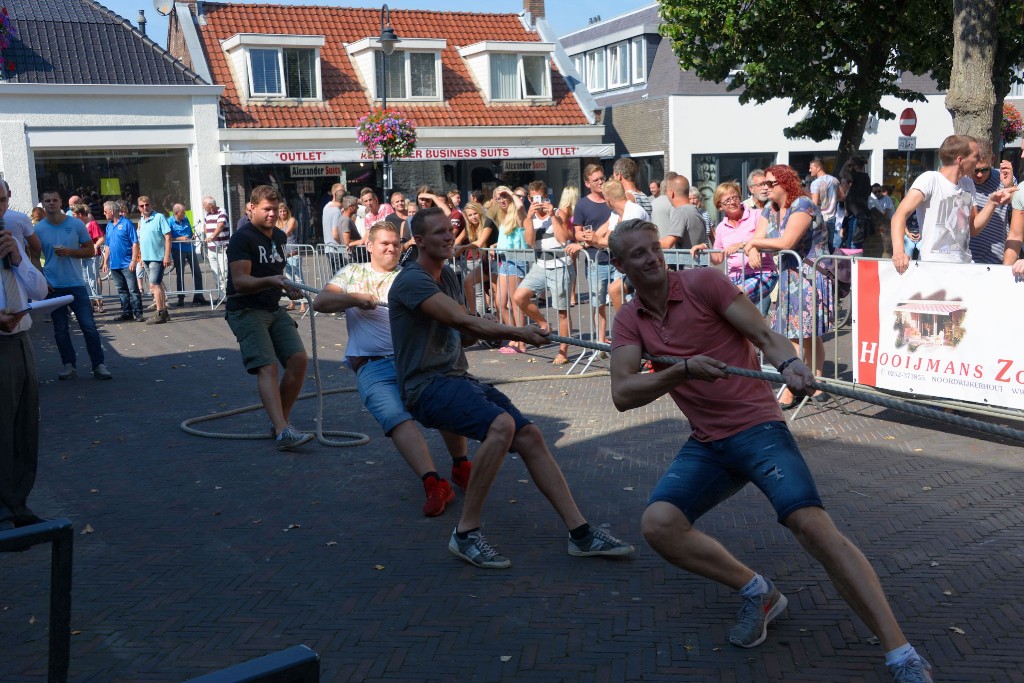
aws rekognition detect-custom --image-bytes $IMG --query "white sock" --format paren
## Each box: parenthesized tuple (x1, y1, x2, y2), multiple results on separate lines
(739, 573, 769, 598)
(885, 643, 917, 667)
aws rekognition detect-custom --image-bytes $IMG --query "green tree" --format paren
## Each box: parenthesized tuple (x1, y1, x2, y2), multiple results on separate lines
(658, 0, 952, 169)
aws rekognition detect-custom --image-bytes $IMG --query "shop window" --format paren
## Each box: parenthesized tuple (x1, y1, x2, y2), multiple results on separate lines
(374, 51, 440, 100)
(34, 148, 190, 221)
(490, 54, 550, 100)
(246, 47, 320, 100)
(631, 37, 646, 84)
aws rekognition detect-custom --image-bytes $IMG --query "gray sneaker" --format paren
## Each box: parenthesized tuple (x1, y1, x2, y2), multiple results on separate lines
(448, 527, 511, 569)
(92, 364, 113, 380)
(275, 426, 314, 451)
(889, 655, 933, 683)
(58, 364, 77, 380)
(729, 579, 788, 648)
(567, 525, 635, 557)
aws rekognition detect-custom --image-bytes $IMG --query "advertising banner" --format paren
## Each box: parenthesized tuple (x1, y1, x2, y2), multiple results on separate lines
(853, 259, 1024, 409)
(225, 145, 615, 165)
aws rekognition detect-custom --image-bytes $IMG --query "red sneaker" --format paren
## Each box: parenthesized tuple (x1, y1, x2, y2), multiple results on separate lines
(423, 478, 454, 517)
(450, 460, 472, 491)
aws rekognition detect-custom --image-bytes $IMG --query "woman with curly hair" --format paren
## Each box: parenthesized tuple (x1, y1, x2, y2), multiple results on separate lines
(743, 165, 833, 408)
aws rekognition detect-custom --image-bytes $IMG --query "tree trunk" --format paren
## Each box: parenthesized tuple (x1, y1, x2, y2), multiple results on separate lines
(835, 112, 869, 173)
(945, 0, 999, 145)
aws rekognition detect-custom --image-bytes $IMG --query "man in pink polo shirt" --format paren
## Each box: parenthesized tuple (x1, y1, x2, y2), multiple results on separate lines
(606, 219, 932, 683)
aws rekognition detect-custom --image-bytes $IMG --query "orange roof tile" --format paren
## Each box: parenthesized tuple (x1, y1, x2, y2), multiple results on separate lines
(195, 2, 591, 129)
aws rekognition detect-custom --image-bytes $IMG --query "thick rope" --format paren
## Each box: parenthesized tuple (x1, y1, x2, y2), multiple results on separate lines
(548, 334, 1024, 443)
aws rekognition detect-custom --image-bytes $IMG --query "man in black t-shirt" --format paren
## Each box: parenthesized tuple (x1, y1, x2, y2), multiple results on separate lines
(225, 185, 313, 451)
(573, 163, 614, 343)
(839, 156, 873, 249)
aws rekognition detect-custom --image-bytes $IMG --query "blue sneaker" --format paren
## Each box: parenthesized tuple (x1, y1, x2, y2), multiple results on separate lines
(448, 527, 511, 569)
(728, 579, 788, 648)
(889, 655, 933, 683)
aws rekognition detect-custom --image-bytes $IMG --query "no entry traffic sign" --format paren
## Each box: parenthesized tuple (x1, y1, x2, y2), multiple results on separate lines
(900, 108, 918, 136)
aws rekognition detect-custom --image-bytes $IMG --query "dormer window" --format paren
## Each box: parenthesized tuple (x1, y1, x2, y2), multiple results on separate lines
(346, 37, 446, 103)
(249, 48, 319, 98)
(490, 54, 550, 100)
(374, 51, 440, 100)
(222, 34, 325, 102)
(459, 41, 555, 103)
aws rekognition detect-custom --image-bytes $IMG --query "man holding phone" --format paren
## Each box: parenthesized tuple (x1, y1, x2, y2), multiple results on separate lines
(1, 181, 51, 531)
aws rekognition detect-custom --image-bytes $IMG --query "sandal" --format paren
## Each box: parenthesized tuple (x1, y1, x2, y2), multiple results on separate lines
(499, 344, 518, 354)
(552, 353, 569, 365)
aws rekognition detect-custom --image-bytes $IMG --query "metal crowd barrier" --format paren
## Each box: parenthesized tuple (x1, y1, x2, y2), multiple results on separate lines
(164, 238, 222, 308)
(0, 518, 74, 683)
(183, 644, 320, 683)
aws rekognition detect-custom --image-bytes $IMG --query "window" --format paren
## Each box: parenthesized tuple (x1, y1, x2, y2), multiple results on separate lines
(608, 42, 628, 88)
(573, 54, 584, 79)
(586, 50, 606, 91)
(631, 37, 646, 84)
(249, 48, 282, 96)
(490, 54, 551, 100)
(375, 51, 439, 100)
(247, 47, 319, 99)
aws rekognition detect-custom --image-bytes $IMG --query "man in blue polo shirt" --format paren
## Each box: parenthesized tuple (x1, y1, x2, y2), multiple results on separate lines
(168, 203, 209, 308)
(137, 196, 172, 324)
(35, 188, 112, 380)
(102, 200, 144, 321)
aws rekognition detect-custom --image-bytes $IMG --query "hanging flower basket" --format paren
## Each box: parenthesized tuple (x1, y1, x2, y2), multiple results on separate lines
(0, 5, 16, 51)
(1002, 102, 1023, 145)
(356, 108, 417, 159)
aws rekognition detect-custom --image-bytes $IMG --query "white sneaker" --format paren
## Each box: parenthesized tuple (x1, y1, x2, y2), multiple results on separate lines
(93, 364, 113, 380)
(58, 364, 77, 380)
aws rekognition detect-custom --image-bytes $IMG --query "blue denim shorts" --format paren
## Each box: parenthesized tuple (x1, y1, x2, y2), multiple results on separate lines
(356, 357, 411, 436)
(145, 261, 165, 285)
(649, 421, 823, 524)
(498, 259, 528, 277)
(410, 375, 531, 445)
(588, 263, 610, 305)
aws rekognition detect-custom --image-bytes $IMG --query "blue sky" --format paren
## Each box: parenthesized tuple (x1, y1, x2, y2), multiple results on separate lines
(104, 0, 653, 48)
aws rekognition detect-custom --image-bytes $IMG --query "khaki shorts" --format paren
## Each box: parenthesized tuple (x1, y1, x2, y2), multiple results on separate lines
(226, 307, 305, 374)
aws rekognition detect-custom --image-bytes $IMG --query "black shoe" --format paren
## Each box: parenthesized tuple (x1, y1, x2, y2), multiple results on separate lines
(134, 315, 145, 322)
(118, 313, 134, 322)
(192, 297, 210, 306)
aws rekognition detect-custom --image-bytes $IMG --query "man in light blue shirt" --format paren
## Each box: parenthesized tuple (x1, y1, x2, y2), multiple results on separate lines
(35, 188, 112, 380)
(137, 195, 172, 324)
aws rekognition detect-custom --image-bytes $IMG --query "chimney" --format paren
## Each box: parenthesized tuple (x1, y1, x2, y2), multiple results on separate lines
(523, 0, 545, 25)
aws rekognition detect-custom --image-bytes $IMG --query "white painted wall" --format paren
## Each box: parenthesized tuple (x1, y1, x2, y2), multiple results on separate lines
(0, 85, 222, 214)
(669, 93, 954, 180)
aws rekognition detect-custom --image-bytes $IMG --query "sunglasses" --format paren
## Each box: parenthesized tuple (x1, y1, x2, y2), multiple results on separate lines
(974, 166, 991, 174)
(757, 180, 779, 189)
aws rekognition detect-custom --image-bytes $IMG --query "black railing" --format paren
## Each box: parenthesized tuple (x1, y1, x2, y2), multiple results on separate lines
(0, 518, 74, 683)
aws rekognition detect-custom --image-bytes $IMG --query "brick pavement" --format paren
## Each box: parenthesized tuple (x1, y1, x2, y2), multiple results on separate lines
(3, 304, 1024, 682)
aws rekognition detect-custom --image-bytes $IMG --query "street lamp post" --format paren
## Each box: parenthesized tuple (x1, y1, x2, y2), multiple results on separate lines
(378, 4, 400, 192)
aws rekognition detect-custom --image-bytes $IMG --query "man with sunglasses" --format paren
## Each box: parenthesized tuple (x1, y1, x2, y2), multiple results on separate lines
(967, 142, 1015, 264)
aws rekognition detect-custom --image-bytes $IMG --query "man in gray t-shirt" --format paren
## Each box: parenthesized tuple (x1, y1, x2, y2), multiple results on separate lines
(664, 175, 706, 249)
(388, 207, 634, 570)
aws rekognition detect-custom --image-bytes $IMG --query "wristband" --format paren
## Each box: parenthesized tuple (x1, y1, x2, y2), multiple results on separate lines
(776, 356, 800, 374)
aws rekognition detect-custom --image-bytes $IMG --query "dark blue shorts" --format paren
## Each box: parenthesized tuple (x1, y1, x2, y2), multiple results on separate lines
(649, 421, 823, 524)
(410, 375, 531, 444)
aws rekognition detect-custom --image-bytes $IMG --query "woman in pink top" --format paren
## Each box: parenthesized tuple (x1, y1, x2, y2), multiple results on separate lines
(691, 181, 778, 315)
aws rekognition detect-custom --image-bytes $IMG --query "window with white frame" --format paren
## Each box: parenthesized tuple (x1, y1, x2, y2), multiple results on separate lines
(631, 37, 646, 84)
(247, 47, 319, 99)
(573, 54, 584, 79)
(586, 49, 606, 91)
(608, 42, 629, 88)
(490, 53, 551, 100)
(374, 51, 440, 100)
